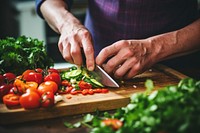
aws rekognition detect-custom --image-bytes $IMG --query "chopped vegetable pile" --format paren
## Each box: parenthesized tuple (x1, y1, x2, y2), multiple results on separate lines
(0, 36, 54, 75)
(59, 66, 108, 95)
(64, 78, 200, 133)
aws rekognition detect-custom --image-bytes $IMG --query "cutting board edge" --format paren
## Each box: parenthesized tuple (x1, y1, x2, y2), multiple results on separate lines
(0, 97, 130, 125)
(154, 64, 188, 79)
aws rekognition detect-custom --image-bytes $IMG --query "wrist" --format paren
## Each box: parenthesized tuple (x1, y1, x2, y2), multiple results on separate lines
(147, 31, 178, 62)
(58, 10, 83, 34)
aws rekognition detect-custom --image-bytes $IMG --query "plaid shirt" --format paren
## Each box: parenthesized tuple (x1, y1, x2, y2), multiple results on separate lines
(36, 0, 198, 56)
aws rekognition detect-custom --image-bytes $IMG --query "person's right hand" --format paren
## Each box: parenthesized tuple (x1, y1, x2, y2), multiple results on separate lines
(58, 17, 95, 71)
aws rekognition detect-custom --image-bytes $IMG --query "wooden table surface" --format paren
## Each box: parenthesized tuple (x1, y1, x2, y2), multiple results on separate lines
(0, 64, 199, 133)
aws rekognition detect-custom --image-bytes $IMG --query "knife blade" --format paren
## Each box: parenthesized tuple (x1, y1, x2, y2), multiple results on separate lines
(81, 50, 119, 87)
(93, 65, 119, 88)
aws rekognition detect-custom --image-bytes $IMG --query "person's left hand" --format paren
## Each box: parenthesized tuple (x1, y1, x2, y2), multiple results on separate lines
(96, 39, 159, 79)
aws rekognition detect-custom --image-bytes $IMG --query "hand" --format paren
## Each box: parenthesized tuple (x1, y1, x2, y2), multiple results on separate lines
(96, 39, 159, 79)
(58, 20, 95, 71)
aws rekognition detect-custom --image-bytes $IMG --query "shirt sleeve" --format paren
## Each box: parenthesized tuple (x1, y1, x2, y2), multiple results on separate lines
(35, 0, 73, 18)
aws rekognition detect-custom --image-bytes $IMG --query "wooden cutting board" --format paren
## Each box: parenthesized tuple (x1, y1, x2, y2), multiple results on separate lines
(0, 64, 188, 125)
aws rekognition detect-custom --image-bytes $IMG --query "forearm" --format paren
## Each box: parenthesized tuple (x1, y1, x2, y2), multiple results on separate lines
(149, 18, 200, 62)
(40, 0, 81, 34)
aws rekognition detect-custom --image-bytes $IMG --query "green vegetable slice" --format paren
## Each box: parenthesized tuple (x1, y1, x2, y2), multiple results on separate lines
(64, 69, 82, 79)
(90, 78, 104, 88)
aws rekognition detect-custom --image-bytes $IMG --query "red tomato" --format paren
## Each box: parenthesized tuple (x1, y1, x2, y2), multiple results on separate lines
(35, 68, 43, 73)
(78, 80, 92, 90)
(47, 68, 59, 74)
(44, 72, 61, 85)
(3, 72, 16, 83)
(37, 81, 58, 96)
(19, 90, 40, 109)
(40, 91, 54, 108)
(3, 94, 20, 107)
(102, 119, 123, 130)
(0, 84, 13, 100)
(22, 69, 34, 77)
(22, 70, 43, 84)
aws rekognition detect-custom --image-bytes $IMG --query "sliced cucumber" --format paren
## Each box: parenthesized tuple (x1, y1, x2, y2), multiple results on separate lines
(81, 68, 90, 78)
(63, 69, 82, 79)
(61, 66, 105, 88)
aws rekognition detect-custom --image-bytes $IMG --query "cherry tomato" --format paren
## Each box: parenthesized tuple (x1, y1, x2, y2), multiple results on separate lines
(3, 93, 20, 107)
(102, 119, 123, 130)
(37, 81, 58, 96)
(19, 90, 40, 109)
(3, 72, 16, 83)
(0, 84, 13, 100)
(78, 80, 92, 90)
(40, 91, 54, 108)
(44, 72, 61, 86)
(22, 70, 43, 84)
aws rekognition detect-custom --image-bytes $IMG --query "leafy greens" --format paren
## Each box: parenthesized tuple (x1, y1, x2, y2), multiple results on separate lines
(65, 78, 200, 133)
(0, 36, 54, 75)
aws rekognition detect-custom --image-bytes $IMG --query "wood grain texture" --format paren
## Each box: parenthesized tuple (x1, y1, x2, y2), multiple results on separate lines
(0, 64, 188, 125)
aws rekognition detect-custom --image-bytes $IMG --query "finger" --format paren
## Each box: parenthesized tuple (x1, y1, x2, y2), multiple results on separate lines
(70, 38, 82, 66)
(124, 64, 141, 79)
(58, 40, 63, 54)
(103, 46, 132, 75)
(96, 42, 121, 65)
(114, 57, 138, 79)
(62, 42, 74, 63)
(82, 33, 95, 71)
(103, 54, 125, 74)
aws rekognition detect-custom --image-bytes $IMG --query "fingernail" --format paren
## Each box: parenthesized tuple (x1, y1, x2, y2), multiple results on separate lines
(88, 66, 93, 71)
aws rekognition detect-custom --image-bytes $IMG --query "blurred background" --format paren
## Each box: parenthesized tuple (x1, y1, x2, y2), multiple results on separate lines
(0, 0, 200, 70)
(0, 0, 88, 63)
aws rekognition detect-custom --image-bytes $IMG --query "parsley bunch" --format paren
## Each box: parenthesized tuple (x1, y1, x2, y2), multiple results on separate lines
(65, 78, 200, 133)
(0, 36, 54, 75)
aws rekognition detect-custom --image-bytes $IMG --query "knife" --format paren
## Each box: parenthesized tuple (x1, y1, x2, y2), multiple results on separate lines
(82, 50, 119, 87)
(90, 65, 119, 88)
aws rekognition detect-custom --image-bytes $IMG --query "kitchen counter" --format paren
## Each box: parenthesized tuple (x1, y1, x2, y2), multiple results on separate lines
(0, 64, 199, 133)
